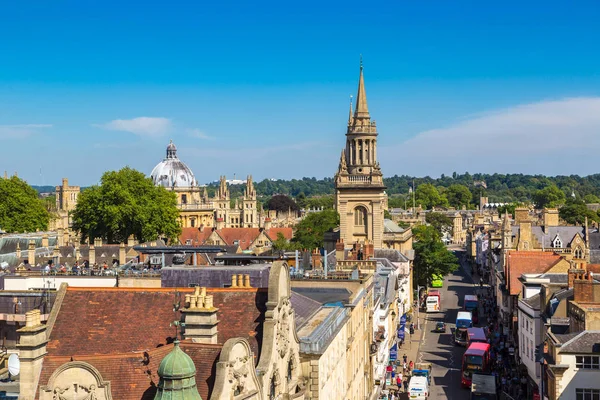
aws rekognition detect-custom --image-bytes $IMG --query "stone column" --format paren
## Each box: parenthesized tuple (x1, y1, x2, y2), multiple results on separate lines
(17, 310, 47, 400)
(15, 242, 21, 260)
(41, 234, 49, 248)
(57, 228, 64, 247)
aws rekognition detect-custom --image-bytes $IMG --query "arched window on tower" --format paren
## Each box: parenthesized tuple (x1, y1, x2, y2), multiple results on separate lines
(354, 206, 368, 235)
(575, 247, 583, 259)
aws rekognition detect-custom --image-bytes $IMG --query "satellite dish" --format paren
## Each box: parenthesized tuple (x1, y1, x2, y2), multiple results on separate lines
(8, 354, 20, 376)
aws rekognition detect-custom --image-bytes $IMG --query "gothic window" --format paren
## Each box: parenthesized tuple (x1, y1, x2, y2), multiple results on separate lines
(287, 358, 293, 381)
(575, 247, 583, 259)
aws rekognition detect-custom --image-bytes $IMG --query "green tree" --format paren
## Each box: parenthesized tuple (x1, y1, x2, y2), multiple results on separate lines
(415, 183, 448, 209)
(559, 199, 600, 225)
(425, 212, 453, 236)
(72, 167, 181, 243)
(583, 194, 600, 204)
(412, 225, 459, 287)
(0, 176, 50, 232)
(291, 209, 339, 250)
(445, 184, 472, 209)
(272, 232, 298, 252)
(266, 194, 299, 213)
(533, 185, 566, 209)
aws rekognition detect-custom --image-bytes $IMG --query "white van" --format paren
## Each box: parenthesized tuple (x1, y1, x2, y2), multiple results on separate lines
(408, 375, 429, 398)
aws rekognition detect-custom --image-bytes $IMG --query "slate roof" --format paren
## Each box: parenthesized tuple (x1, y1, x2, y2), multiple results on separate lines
(505, 251, 562, 296)
(373, 249, 409, 263)
(383, 219, 405, 233)
(291, 291, 323, 328)
(559, 331, 600, 354)
(292, 287, 352, 305)
(38, 287, 267, 400)
(522, 293, 541, 309)
(588, 230, 600, 263)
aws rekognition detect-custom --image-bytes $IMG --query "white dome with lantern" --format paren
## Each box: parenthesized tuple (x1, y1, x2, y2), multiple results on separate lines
(151, 141, 197, 188)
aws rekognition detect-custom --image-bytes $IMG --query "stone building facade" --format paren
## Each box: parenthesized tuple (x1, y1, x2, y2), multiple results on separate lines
(150, 141, 260, 230)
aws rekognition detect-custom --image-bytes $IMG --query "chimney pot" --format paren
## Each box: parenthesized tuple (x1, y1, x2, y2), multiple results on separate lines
(205, 295, 214, 309)
(231, 275, 237, 287)
(244, 274, 250, 288)
(237, 274, 244, 287)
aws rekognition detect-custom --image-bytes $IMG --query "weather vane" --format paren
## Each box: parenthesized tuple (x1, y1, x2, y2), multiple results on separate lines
(169, 290, 184, 341)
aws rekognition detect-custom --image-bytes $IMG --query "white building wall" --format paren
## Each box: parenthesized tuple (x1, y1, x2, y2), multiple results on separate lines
(518, 301, 542, 390)
(557, 354, 600, 400)
(3, 276, 117, 291)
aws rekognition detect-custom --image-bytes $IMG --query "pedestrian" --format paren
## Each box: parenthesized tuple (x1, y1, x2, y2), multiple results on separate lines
(396, 374, 402, 389)
(403, 353, 408, 364)
(403, 379, 409, 392)
(403, 361, 407, 373)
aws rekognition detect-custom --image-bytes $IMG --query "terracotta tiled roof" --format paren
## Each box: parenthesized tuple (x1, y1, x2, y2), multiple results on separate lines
(38, 342, 222, 400)
(179, 227, 213, 246)
(38, 287, 267, 399)
(217, 228, 261, 250)
(265, 228, 293, 241)
(505, 251, 562, 296)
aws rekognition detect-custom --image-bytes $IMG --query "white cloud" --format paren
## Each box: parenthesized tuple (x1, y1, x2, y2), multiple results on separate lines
(0, 124, 52, 139)
(383, 97, 600, 176)
(96, 117, 171, 137)
(187, 128, 213, 140)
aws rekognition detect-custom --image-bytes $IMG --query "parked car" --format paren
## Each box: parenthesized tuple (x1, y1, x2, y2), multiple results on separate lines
(434, 321, 446, 333)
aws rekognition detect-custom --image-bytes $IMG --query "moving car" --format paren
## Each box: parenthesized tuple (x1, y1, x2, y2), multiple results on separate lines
(408, 375, 429, 398)
(434, 321, 446, 333)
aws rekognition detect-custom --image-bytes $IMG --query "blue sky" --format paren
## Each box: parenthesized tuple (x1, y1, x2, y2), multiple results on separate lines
(2, 0, 600, 186)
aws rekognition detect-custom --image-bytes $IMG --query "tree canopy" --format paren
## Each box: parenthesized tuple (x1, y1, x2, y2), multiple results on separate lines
(0, 176, 50, 233)
(559, 199, 600, 225)
(265, 194, 299, 213)
(412, 225, 459, 287)
(415, 183, 448, 209)
(425, 212, 453, 236)
(533, 184, 567, 209)
(445, 184, 472, 209)
(72, 167, 181, 243)
(291, 209, 339, 250)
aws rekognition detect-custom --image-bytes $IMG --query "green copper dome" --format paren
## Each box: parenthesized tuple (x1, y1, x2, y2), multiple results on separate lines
(155, 340, 202, 400)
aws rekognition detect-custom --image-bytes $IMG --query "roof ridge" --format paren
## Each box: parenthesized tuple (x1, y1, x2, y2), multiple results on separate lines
(66, 287, 261, 293)
(561, 331, 587, 348)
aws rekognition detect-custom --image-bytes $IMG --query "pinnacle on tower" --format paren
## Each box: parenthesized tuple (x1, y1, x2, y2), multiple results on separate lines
(348, 95, 354, 126)
(354, 56, 369, 119)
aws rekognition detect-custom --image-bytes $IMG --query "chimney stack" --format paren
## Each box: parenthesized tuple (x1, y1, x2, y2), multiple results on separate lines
(181, 287, 219, 344)
(41, 234, 49, 248)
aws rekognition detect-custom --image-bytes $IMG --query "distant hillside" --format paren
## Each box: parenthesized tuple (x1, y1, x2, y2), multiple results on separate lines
(33, 173, 600, 205)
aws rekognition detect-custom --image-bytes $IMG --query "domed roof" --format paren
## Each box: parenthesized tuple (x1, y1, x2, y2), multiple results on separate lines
(151, 141, 197, 188)
(157, 341, 197, 380)
(155, 340, 202, 400)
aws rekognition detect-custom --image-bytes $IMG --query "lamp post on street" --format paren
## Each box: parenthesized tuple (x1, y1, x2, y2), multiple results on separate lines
(416, 285, 425, 331)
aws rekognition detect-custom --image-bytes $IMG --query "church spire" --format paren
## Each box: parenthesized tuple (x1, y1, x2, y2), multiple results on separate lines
(354, 56, 369, 119)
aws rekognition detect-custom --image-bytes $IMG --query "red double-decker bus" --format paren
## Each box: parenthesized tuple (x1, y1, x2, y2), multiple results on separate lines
(467, 327, 488, 346)
(461, 342, 491, 387)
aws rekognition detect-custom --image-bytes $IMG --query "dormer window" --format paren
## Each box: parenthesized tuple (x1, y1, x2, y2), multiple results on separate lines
(552, 236, 562, 248)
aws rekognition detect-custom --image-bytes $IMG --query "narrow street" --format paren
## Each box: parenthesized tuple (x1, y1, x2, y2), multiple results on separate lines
(415, 250, 481, 399)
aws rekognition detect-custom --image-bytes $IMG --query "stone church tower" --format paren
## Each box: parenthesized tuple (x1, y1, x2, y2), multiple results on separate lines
(335, 61, 386, 248)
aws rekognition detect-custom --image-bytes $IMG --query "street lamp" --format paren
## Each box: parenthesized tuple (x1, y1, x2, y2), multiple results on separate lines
(416, 285, 425, 331)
